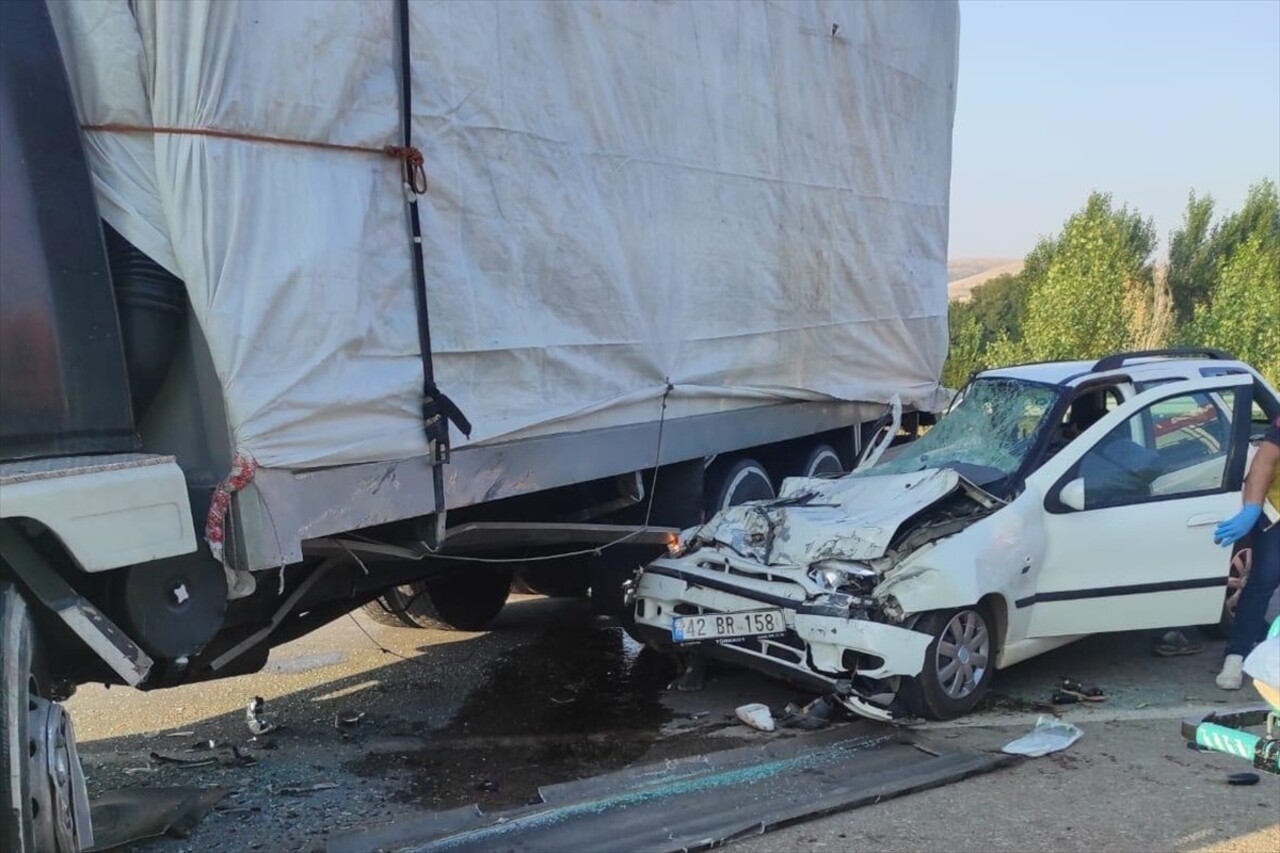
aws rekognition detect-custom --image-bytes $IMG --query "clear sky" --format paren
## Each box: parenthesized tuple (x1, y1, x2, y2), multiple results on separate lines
(949, 0, 1280, 259)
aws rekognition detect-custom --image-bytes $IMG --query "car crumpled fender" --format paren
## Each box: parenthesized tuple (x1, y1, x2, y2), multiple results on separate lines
(873, 488, 1046, 628)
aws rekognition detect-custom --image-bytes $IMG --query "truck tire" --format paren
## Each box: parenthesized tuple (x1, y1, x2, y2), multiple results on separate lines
(519, 558, 591, 599)
(899, 604, 996, 721)
(2, 581, 91, 853)
(360, 584, 426, 628)
(361, 570, 513, 632)
(799, 443, 843, 479)
(0, 581, 35, 853)
(704, 457, 775, 517)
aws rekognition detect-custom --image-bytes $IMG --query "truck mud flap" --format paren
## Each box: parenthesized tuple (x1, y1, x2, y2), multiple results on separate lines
(0, 521, 152, 685)
(325, 727, 1014, 853)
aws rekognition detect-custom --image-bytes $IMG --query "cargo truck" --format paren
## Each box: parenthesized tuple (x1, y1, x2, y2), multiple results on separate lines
(0, 0, 959, 848)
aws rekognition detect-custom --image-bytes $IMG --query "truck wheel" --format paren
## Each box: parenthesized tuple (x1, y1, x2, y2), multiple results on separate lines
(360, 584, 425, 628)
(900, 605, 995, 721)
(704, 457, 775, 516)
(2, 581, 91, 853)
(519, 559, 591, 599)
(418, 570, 513, 631)
(799, 443, 843, 479)
(362, 570, 513, 632)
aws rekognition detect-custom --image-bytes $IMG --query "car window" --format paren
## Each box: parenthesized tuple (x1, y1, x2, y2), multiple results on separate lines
(1058, 387, 1124, 426)
(1134, 378, 1182, 394)
(855, 377, 1061, 490)
(1035, 386, 1126, 470)
(1251, 399, 1271, 431)
(1073, 389, 1237, 509)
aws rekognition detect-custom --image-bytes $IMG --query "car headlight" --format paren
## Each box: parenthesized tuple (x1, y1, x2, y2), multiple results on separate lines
(807, 566, 845, 590)
(806, 560, 877, 592)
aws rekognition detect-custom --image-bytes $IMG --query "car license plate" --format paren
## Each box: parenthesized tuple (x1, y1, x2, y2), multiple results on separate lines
(671, 609, 786, 643)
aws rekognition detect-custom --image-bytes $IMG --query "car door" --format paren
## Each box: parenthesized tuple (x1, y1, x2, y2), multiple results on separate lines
(1020, 374, 1254, 638)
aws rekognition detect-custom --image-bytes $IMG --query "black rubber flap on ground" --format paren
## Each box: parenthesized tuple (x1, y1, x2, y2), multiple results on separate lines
(326, 728, 1015, 853)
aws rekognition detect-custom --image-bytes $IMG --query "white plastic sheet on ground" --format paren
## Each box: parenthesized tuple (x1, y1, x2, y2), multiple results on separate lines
(1002, 716, 1084, 758)
(48, 0, 959, 470)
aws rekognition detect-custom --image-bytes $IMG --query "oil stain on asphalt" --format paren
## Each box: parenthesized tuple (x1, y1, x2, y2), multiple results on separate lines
(349, 623, 684, 809)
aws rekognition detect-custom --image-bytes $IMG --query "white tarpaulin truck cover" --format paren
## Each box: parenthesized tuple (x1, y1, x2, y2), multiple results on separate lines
(48, 0, 958, 470)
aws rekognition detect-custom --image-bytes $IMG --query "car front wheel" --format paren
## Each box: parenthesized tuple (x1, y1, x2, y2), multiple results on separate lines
(900, 604, 996, 720)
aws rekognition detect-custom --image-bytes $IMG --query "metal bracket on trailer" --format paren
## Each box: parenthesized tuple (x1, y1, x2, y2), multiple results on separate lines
(0, 522, 153, 686)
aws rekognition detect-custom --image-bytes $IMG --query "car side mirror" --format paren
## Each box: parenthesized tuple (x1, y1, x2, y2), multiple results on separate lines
(1059, 477, 1086, 512)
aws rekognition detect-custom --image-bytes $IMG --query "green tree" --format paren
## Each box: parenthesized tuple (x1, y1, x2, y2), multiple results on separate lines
(956, 235, 1056, 367)
(1166, 191, 1216, 324)
(1186, 233, 1280, 385)
(1019, 234, 1058, 291)
(941, 301, 987, 389)
(1167, 179, 1280, 328)
(1211, 179, 1280, 263)
(942, 180, 1277, 388)
(966, 272, 1029, 346)
(1017, 192, 1156, 361)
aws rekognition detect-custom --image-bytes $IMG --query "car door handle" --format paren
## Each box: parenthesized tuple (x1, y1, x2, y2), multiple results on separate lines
(1186, 514, 1222, 528)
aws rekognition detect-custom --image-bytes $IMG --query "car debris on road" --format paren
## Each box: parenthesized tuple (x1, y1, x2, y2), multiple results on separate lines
(1052, 678, 1108, 705)
(246, 696, 278, 736)
(1002, 716, 1084, 757)
(272, 782, 340, 796)
(735, 703, 776, 732)
(335, 710, 366, 729)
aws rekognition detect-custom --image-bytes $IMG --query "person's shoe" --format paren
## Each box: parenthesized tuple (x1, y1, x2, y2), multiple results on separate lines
(1216, 654, 1245, 690)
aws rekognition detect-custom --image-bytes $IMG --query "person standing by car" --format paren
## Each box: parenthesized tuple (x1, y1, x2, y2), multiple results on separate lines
(1214, 414, 1280, 690)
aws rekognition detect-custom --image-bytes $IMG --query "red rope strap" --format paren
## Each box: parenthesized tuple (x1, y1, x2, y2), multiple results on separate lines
(82, 123, 427, 194)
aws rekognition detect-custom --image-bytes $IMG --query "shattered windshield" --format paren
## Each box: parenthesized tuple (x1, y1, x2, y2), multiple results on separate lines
(858, 378, 1062, 488)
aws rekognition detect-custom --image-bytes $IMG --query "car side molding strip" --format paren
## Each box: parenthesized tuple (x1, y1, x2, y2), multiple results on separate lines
(1014, 575, 1228, 609)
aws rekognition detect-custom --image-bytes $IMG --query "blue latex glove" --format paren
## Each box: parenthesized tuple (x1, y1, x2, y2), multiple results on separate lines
(1215, 503, 1263, 547)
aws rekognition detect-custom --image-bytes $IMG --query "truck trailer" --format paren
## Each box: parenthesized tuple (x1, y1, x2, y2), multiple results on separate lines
(0, 0, 959, 848)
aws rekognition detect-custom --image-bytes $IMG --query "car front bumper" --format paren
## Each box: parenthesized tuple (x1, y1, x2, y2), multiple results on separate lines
(633, 556, 932, 720)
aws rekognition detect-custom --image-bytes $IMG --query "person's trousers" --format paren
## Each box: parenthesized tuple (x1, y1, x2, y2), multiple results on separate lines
(1227, 517, 1280, 657)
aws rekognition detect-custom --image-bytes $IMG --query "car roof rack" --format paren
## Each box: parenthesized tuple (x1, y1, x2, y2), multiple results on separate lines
(1092, 347, 1236, 373)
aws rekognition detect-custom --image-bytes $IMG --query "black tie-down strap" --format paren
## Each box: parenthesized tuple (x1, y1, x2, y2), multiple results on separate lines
(422, 379, 472, 451)
(396, 0, 470, 543)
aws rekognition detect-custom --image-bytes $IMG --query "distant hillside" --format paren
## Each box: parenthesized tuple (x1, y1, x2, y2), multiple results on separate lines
(946, 258, 1023, 302)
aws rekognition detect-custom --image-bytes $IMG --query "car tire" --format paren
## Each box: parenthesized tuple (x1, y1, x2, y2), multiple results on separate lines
(704, 457, 775, 517)
(900, 604, 996, 721)
(361, 569, 513, 631)
(1213, 544, 1251, 638)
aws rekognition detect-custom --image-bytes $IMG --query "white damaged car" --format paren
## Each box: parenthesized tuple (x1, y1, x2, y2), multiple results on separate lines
(630, 350, 1280, 721)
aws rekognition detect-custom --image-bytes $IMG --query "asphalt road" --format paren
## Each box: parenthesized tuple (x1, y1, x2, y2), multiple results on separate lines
(66, 596, 1280, 852)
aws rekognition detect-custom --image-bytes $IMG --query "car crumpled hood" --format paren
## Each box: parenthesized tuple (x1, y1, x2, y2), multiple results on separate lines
(687, 468, 969, 567)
